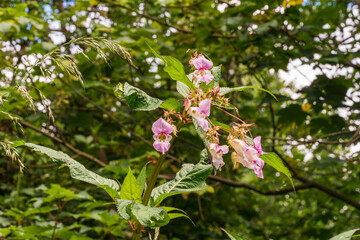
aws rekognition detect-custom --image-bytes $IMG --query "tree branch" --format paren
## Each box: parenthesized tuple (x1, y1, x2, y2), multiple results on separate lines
(274, 149, 360, 210)
(159, 173, 314, 196)
(19, 120, 107, 167)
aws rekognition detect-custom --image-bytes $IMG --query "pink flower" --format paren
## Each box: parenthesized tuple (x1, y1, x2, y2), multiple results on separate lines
(188, 99, 211, 131)
(192, 55, 214, 85)
(229, 136, 265, 179)
(193, 55, 213, 70)
(152, 118, 173, 154)
(194, 69, 214, 85)
(209, 143, 229, 171)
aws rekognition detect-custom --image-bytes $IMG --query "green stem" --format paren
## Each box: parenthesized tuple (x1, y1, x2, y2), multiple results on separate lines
(132, 121, 183, 240)
(14, 171, 21, 209)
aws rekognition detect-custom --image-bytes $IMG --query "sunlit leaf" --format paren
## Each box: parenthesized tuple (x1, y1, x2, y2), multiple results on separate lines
(260, 153, 294, 190)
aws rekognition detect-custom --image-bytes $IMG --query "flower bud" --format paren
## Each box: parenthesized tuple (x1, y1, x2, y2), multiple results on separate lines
(183, 98, 191, 111)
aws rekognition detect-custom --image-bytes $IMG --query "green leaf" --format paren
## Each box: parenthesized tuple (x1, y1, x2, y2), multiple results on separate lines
(147, 44, 195, 91)
(114, 82, 163, 111)
(168, 213, 195, 225)
(260, 153, 294, 190)
(200, 81, 211, 93)
(116, 199, 133, 220)
(120, 168, 142, 202)
(131, 202, 170, 228)
(177, 81, 191, 98)
(146, 42, 165, 62)
(200, 148, 209, 164)
(329, 229, 359, 240)
(160, 98, 182, 113)
(137, 165, 147, 195)
(11, 141, 25, 148)
(219, 86, 278, 101)
(151, 163, 213, 206)
(23, 143, 120, 199)
(160, 206, 186, 214)
(115, 200, 170, 227)
(163, 56, 195, 90)
(221, 228, 247, 240)
(211, 65, 221, 87)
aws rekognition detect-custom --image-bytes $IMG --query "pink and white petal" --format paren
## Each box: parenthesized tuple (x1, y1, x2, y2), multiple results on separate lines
(189, 107, 200, 119)
(229, 139, 246, 154)
(254, 158, 264, 168)
(218, 145, 229, 154)
(198, 99, 211, 117)
(208, 143, 217, 155)
(197, 72, 214, 85)
(197, 117, 209, 131)
(253, 136, 263, 155)
(193, 55, 213, 70)
(253, 166, 264, 179)
(203, 70, 214, 84)
(244, 147, 259, 161)
(212, 157, 225, 171)
(152, 118, 173, 135)
(165, 135, 173, 142)
(232, 152, 245, 165)
(153, 140, 170, 155)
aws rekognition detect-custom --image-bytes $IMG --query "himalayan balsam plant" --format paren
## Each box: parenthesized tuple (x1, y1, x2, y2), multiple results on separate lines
(13, 46, 294, 240)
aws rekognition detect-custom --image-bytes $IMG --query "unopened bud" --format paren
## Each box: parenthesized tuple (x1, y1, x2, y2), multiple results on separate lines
(214, 86, 220, 94)
(189, 57, 194, 66)
(184, 98, 191, 111)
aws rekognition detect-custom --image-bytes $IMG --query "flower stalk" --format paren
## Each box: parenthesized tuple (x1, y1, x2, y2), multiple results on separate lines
(132, 121, 183, 240)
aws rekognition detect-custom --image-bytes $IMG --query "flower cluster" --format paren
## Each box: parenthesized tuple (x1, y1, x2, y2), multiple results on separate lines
(151, 52, 265, 178)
